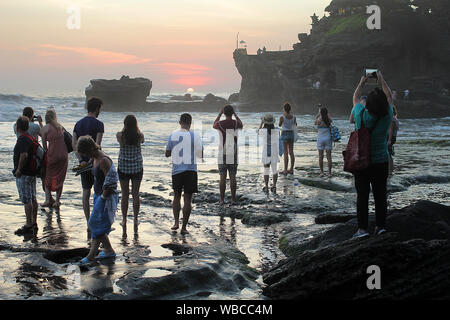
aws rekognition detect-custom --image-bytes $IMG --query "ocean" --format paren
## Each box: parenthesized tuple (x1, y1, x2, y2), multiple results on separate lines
(0, 93, 449, 299)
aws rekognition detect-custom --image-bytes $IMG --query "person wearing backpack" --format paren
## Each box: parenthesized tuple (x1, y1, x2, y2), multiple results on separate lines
(13, 116, 39, 236)
(349, 71, 393, 238)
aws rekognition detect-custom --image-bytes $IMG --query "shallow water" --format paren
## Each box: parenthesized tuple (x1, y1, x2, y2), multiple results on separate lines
(0, 95, 449, 299)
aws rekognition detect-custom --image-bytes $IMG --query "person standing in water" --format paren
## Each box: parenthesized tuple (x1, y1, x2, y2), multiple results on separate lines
(72, 97, 104, 236)
(116, 115, 144, 230)
(40, 109, 68, 208)
(13, 116, 39, 236)
(77, 136, 118, 265)
(388, 106, 400, 176)
(279, 103, 297, 175)
(259, 114, 280, 193)
(314, 106, 333, 177)
(213, 105, 243, 205)
(166, 113, 203, 234)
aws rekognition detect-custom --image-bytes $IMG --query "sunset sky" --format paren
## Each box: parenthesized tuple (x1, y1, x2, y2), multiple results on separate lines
(0, 0, 330, 95)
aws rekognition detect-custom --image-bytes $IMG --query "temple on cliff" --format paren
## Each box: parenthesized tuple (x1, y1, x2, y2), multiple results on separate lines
(233, 0, 450, 117)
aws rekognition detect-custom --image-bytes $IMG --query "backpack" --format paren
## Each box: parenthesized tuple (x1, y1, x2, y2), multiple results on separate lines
(23, 134, 46, 177)
(330, 125, 341, 142)
(342, 109, 378, 173)
(62, 127, 73, 153)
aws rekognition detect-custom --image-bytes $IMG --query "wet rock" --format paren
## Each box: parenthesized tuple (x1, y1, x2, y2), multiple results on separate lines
(203, 93, 227, 104)
(315, 213, 355, 225)
(228, 93, 240, 103)
(161, 243, 191, 256)
(85, 75, 152, 111)
(43, 248, 90, 264)
(296, 177, 353, 193)
(140, 192, 172, 208)
(192, 192, 220, 204)
(263, 201, 450, 299)
(115, 233, 259, 299)
(263, 233, 450, 299)
(281, 200, 450, 256)
(151, 184, 169, 191)
(241, 212, 291, 226)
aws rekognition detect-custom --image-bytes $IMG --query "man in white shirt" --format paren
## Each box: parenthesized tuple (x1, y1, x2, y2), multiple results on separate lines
(165, 113, 203, 234)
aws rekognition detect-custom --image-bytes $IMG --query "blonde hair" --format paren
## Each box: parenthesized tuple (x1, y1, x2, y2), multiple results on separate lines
(77, 136, 100, 156)
(45, 108, 61, 130)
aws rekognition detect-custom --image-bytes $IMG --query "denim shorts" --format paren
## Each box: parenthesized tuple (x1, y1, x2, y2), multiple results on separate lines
(280, 131, 294, 142)
(16, 175, 37, 204)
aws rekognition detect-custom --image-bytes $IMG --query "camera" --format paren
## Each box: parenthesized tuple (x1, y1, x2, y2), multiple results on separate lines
(33, 115, 39, 121)
(365, 68, 378, 84)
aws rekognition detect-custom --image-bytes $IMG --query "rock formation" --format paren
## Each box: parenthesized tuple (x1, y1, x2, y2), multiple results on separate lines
(263, 200, 450, 299)
(85, 75, 152, 111)
(233, 0, 450, 117)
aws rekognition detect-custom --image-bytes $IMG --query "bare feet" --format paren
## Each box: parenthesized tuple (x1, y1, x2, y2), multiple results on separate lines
(180, 228, 189, 235)
(51, 201, 60, 208)
(41, 200, 55, 208)
(171, 224, 179, 231)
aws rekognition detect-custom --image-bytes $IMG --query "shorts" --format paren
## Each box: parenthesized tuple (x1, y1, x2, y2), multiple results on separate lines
(89, 194, 112, 239)
(280, 131, 294, 142)
(172, 171, 198, 194)
(317, 137, 332, 151)
(118, 169, 143, 181)
(80, 170, 94, 190)
(16, 175, 37, 204)
(263, 162, 279, 176)
(218, 164, 238, 176)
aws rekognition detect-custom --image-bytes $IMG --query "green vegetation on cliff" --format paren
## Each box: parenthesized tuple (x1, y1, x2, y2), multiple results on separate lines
(326, 13, 366, 36)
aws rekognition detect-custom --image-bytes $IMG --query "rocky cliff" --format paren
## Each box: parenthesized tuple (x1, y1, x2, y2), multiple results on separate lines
(233, 0, 450, 117)
(85, 75, 152, 111)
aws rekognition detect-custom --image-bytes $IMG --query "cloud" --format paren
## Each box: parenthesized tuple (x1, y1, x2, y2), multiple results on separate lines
(154, 62, 213, 87)
(171, 76, 212, 87)
(39, 44, 152, 65)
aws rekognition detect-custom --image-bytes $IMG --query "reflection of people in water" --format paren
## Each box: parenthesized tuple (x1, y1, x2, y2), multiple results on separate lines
(219, 215, 236, 246)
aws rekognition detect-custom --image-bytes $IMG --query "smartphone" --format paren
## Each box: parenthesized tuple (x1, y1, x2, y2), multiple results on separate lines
(365, 69, 378, 84)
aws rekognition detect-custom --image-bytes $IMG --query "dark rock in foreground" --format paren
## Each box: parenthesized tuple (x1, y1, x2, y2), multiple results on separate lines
(241, 211, 291, 226)
(113, 233, 259, 299)
(315, 213, 355, 225)
(263, 200, 450, 299)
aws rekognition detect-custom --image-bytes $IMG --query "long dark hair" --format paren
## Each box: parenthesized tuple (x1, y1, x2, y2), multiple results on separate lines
(320, 107, 331, 127)
(283, 102, 292, 114)
(366, 87, 389, 118)
(122, 115, 141, 146)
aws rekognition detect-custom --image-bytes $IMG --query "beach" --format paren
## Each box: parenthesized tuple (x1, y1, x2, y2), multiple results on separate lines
(0, 94, 449, 299)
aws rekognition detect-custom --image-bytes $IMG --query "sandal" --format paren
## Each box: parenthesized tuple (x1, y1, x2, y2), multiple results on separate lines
(95, 251, 117, 259)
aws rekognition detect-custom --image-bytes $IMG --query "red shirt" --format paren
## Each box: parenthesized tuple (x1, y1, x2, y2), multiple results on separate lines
(213, 119, 243, 145)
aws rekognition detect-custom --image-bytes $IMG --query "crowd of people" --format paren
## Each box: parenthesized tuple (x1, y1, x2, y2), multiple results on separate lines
(11, 70, 399, 264)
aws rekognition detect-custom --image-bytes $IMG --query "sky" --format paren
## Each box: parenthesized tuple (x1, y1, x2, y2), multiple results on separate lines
(0, 0, 331, 95)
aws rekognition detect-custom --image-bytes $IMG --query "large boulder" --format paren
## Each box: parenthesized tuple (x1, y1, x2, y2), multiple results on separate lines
(85, 75, 152, 111)
(203, 93, 227, 104)
(263, 201, 450, 299)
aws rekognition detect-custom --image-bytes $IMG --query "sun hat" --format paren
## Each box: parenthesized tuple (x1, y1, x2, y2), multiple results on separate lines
(262, 113, 275, 125)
